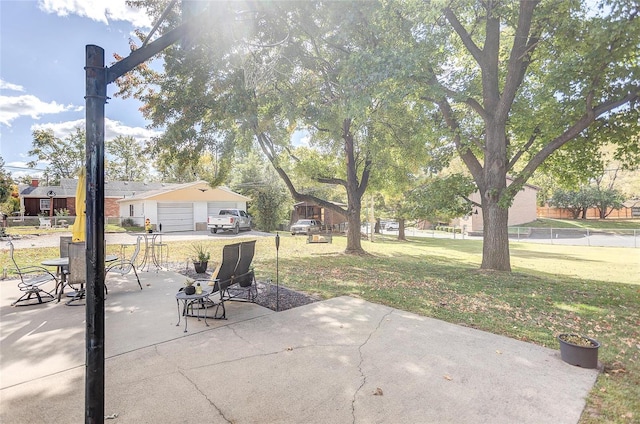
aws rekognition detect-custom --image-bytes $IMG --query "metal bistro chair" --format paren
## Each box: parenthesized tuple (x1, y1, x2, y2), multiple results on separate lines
(105, 236, 143, 294)
(7, 240, 57, 306)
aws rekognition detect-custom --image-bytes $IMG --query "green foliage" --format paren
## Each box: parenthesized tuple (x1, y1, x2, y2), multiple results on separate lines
(106, 135, 151, 181)
(190, 242, 210, 263)
(591, 187, 625, 219)
(550, 186, 626, 219)
(0, 156, 14, 205)
(550, 188, 594, 219)
(54, 208, 70, 217)
(228, 152, 291, 232)
(405, 174, 476, 222)
(27, 127, 86, 185)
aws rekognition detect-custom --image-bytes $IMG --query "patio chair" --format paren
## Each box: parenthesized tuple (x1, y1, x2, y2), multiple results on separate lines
(223, 240, 257, 302)
(7, 241, 57, 306)
(105, 236, 143, 294)
(56, 236, 72, 298)
(38, 217, 52, 229)
(66, 242, 87, 305)
(191, 242, 241, 320)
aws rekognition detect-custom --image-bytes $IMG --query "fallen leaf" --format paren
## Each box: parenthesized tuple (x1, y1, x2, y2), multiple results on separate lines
(496, 350, 502, 354)
(373, 387, 383, 396)
(443, 375, 452, 381)
(286, 346, 293, 351)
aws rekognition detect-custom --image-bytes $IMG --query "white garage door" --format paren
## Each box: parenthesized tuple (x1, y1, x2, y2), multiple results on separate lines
(157, 203, 194, 232)
(207, 202, 239, 216)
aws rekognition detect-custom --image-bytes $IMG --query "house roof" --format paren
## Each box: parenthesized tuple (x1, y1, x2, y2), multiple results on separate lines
(19, 179, 249, 202)
(19, 179, 178, 199)
(116, 180, 251, 202)
(294, 200, 348, 207)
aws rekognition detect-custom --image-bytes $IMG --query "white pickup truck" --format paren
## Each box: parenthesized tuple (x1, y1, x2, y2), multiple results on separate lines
(207, 209, 252, 234)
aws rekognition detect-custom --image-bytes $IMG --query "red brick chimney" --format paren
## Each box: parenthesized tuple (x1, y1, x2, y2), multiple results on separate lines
(31, 179, 39, 187)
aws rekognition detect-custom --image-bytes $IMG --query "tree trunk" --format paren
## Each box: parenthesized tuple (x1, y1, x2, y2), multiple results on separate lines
(398, 217, 406, 241)
(345, 203, 363, 253)
(480, 123, 511, 272)
(481, 198, 511, 271)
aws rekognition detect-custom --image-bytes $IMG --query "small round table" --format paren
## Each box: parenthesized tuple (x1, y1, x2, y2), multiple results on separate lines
(175, 289, 210, 332)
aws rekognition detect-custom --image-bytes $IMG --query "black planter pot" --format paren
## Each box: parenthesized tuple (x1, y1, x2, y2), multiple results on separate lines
(558, 334, 600, 369)
(184, 285, 196, 295)
(193, 261, 208, 274)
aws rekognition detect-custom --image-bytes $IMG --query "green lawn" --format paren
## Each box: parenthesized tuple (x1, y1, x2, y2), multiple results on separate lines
(515, 218, 640, 230)
(2, 232, 638, 423)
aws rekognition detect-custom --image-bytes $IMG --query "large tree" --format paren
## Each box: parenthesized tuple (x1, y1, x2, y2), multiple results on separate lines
(106, 135, 151, 181)
(121, 0, 428, 254)
(396, 0, 639, 270)
(28, 127, 85, 184)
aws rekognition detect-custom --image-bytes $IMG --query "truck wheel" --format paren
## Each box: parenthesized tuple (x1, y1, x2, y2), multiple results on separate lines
(233, 223, 239, 234)
(211, 228, 218, 234)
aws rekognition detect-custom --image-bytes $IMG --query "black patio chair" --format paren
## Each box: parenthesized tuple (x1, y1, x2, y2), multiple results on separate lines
(105, 235, 143, 294)
(223, 240, 257, 302)
(190, 242, 242, 320)
(7, 240, 57, 306)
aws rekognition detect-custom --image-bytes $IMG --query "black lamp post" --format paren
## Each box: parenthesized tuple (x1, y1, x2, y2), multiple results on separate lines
(275, 233, 280, 312)
(85, 20, 189, 424)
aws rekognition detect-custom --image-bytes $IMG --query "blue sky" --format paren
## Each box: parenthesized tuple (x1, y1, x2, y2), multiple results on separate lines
(0, 0, 160, 179)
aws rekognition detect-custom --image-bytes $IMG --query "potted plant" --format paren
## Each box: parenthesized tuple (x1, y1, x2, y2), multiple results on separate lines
(557, 333, 601, 369)
(191, 243, 211, 274)
(184, 278, 196, 295)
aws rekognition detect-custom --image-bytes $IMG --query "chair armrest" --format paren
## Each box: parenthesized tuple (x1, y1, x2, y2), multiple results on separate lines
(17, 266, 58, 278)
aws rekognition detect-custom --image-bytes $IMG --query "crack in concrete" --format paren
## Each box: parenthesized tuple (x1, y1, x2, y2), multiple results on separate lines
(351, 309, 394, 424)
(179, 369, 232, 423)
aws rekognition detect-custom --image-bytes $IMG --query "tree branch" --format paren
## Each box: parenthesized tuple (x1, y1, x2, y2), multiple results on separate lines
(512, 89, 639, 188)
(435, 97, 484, 186)
(507, 126, 539, 171)
(443, 7, 484, 65)
(498, 0, 540, 118)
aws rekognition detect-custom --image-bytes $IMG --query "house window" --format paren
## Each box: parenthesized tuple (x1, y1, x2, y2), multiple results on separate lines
(129, 205, 134, 217)
(40, 199, 51, 211)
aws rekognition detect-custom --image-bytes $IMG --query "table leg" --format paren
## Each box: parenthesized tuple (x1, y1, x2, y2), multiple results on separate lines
(176, 299, 183, 329)
(203, 299, 209, 327)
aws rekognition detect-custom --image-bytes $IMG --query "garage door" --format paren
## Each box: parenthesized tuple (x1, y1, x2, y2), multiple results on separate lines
(157, 203, 194, 232)
(207, 202, 239, 216)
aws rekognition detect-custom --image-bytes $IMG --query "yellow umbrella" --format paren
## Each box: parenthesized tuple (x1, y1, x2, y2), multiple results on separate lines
(71, 168, 86, 242)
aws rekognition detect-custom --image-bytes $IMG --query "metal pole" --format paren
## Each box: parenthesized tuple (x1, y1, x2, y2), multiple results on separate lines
(275, 233, 280, 312)
(85, 44, 106, 424)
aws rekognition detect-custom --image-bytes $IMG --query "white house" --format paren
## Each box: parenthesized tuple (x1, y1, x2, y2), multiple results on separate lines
(117, 180, 250, 232)
(455, 178, 539, 233)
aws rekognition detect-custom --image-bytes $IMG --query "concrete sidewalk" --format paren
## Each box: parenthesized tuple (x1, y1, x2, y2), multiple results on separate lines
(1, 271, 599, 423)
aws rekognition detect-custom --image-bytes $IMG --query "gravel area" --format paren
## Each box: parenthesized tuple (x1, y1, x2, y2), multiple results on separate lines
(169, 262, 320, 312)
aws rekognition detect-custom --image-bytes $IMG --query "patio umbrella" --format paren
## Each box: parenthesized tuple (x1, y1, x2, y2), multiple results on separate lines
(71, 168, 86, 242)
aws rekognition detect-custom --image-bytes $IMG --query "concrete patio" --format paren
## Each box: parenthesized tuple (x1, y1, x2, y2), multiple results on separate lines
(1, 270, 599, 423)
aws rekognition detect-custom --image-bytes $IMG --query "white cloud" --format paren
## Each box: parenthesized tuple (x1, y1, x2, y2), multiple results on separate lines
(31, 118, 160, 144)
(0, 95, 83, 126)
(38, 0, 152, 28)
(0, 80, 25, 92)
